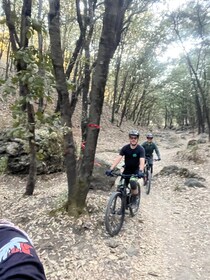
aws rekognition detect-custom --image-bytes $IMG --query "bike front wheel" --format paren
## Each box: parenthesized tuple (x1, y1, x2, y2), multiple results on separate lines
(105, 192, 125, 236)
(145, 170, 152, 195)
(129, 183, 141, 217)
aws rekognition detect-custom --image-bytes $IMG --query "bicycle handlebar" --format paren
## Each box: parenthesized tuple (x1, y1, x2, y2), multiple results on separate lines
(107, 172, 143, 179)
(145, 157, 160, 162)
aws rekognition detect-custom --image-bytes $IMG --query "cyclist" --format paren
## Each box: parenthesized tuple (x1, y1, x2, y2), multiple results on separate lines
(141, 132, 161, 174)
(106, 129, 145, 203)
(0, 219, 47, 280)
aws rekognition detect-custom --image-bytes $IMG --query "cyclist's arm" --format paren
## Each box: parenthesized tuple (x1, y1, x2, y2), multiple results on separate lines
(139, 157, 145, 171)
(110, 155, 123, 170)
(139, 145, 145, 171)
(154, 143, 160, 158)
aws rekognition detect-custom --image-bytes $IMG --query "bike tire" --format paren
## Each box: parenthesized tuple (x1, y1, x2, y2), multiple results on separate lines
(129, 183, 141, 217)
(145, 169, 152, 195)
(105, 192, 125, 237)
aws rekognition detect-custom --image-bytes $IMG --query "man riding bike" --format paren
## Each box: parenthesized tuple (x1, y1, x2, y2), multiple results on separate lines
(106, 129, 145, 204)
(141, 132, 161, 174)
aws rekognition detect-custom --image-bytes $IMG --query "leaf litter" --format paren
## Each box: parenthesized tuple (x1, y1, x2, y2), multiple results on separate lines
(0, 111, 210, 279)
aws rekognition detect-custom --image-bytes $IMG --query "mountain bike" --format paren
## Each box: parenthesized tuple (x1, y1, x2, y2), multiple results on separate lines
(105, 172, 141, 237)
(143, 158, 159, 195)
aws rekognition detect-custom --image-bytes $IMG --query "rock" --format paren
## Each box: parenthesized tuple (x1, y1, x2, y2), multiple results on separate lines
(184, 178, 206, 188)
(90, 158, 117, 191)
(159, 165, 179, 176)
(197, 138, 207, 144)
(6, 142, 20, 156)
(126, 246, 139, 256)
(187, 139, 197, 147)
(0, 128, 64, 175)
(158, 165, 205, 181)
(106, 240, 119, 248)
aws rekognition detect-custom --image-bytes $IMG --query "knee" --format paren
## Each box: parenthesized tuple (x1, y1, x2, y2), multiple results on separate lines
(130, 180, 137, 190)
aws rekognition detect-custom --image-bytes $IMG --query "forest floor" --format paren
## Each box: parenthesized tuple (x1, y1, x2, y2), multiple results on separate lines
(0, 103, 210, 280)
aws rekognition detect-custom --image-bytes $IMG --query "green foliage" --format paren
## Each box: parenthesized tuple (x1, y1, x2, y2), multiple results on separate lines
(36, 128, 63, 161)
(0, 17, 6, 25)
(26, 16, 48, 37)
(0, 156, 8, 174)
(0, 45, 56, 136)
(8, 125, 27, 139)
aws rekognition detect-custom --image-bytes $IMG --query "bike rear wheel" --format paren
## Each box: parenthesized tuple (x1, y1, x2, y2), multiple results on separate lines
(129, 183, 141, 217)
(105, 192, 125, 236)
(145, 169, 152, 195)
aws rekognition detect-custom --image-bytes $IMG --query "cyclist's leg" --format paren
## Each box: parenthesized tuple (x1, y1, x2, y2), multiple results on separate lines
(129, 177, 139, 204)
(150, 163, 153, 174)
(147, 157, 153, 174)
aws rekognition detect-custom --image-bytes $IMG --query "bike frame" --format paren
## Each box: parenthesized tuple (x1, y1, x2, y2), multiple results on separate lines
(105, 172, 141, 236)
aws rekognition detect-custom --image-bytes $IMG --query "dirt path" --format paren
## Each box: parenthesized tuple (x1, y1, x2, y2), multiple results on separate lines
(94, 128, 210, 280)
(137, 133, 210, 280)
(1, 127, 210, 280)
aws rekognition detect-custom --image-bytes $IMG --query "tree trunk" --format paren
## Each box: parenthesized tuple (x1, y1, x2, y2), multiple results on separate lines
(3, 0, 37, 195)
(111, 51, 122, 123)
(48, 0, 79, 215)
(77, 0, 131, 206)
(48, 0, 133, 215)
(25, 102, 36, 195)
(37, 0, 45, 113)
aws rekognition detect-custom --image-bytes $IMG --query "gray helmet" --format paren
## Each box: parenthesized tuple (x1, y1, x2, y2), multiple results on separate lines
(129, 129, 139, 138)
(146, 133, 153, 139)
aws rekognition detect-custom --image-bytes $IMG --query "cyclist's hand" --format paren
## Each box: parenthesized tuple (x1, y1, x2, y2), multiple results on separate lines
(105, 170, 114, 176)
(138, 170, 144, 178)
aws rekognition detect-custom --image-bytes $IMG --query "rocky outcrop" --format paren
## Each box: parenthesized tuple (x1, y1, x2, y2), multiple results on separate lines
(0, 130, 115, 190)
(0, 129, 64, 175)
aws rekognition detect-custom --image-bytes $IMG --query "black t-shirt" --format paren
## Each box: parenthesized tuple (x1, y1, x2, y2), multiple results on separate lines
(119, 144, 145, 174)
(0, 226, 46, 280)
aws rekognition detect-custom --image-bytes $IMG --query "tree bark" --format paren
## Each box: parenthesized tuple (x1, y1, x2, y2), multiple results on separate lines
(48, 0, 78, 214)
(25, 102, 36, 195)
(78, 0, 132, 206)
(3, 0, 37, 195)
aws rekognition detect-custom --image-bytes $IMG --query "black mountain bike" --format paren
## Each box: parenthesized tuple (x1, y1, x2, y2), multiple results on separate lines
(105, 172, 141, 237)
(143, 158, 152, 195)
(143, 158, 159, 195)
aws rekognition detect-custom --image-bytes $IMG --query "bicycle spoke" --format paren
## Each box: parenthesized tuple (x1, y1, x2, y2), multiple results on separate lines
(129, 184, 141, 217)
(145, 170, 152, 195)
(105, 192, 125, 236)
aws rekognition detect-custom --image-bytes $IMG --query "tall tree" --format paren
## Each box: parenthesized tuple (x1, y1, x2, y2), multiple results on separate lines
(77, 0, 133, 212)
(3, 0, 37, 195)
(48, 0, 78, 214)
(169, 1, 210, 138)
(48, 0, 134, 215)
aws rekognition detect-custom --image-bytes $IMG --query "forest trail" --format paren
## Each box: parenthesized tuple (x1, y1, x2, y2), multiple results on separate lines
(94, 126, 210, 280)
(1, 122, 210, 280)
(132, 131, 210, 280)
(139, 162, 210, 279)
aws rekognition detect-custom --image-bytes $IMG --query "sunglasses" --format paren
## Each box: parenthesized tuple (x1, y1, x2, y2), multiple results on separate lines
(130, 136, 138, 140)
(147, 137, 153, 140)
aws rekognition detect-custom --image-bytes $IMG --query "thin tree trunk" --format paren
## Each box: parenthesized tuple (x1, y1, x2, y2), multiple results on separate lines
(3, 0, 37, 195)
(25, 102, 36, 195)
(37, 0, 44, 112)
(111, 52, 121, 123)
(48, 0, 78, 215)
(5, 40, 10, 80)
